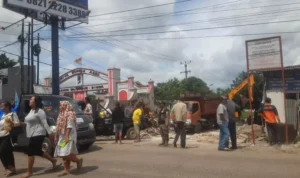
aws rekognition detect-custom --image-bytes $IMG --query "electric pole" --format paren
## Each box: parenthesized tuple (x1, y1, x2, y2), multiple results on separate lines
(30, 18, 34, 93)
(18, 20, 25, 94)
(27, 22, 31, 94)
(33, 33, 41, 85)
(180, 60, 191, 79)
(51, 15, 60, 95)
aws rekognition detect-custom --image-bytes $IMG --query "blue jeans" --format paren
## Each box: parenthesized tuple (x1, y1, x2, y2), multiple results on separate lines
(218, 122, 230, 150)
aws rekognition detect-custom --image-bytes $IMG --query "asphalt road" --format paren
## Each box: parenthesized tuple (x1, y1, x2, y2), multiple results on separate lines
(3, 140, 300, 178)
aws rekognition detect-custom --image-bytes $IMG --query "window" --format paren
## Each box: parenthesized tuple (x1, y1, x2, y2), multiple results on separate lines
(2, 78, 8, 84)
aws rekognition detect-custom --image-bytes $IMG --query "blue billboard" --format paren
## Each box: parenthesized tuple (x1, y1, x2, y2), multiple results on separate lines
(265, 70, 300, 92)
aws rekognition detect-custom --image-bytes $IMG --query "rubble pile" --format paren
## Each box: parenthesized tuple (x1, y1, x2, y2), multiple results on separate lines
(237, 124, 265, 144)
(140, 127, 161, 139)
(195, 124, 267, 145)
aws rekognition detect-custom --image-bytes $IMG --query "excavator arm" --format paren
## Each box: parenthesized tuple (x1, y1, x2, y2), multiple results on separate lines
(228, 74, 255, 118)
(228, 74, 254, 101)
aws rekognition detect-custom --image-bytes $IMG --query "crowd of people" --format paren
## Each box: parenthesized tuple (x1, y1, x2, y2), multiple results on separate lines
(0, 94, 281, 177)
(0, 96, 83, 178)
(216, 96, 281, 151)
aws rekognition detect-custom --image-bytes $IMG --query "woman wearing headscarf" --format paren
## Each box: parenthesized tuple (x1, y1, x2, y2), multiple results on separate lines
(54, 101, 83, 176)
(22, 96, 58, 178)
(0, 101, 22, 177)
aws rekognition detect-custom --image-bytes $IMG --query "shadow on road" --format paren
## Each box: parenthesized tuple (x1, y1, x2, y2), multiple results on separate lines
(16, 167, 45, 175)
(70, 166, 99, 175)
(79, 145, 102, 154)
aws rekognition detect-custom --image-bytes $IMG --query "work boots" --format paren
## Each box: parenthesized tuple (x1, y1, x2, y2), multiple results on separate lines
(164, 140, 169, 147)
(159, 139, 165, 146)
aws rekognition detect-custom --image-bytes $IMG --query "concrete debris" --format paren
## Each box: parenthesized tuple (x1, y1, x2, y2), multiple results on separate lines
(194, 124, 267, 145)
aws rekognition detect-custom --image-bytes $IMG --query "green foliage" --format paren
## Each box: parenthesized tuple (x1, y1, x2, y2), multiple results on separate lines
(0, 54, 17, 70)
(87, 94, 96, 101)
(154, 77, 213, 100)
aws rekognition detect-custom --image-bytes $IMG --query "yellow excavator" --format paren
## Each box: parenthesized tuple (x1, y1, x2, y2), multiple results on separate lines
(228, 74, 255, 118)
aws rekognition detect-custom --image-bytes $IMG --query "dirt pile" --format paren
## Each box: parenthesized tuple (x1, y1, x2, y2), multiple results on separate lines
(195, 124, 266, 145)
(237, 124, 265, 144)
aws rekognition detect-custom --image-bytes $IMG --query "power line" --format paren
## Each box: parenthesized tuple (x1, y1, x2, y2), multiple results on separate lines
(0, 41, 19, 49)
(43, 12, 300, 42)
(71, 3, 300, 36)
(89, 0, 192, 18)
(79, 1, 300, 28)
(67, 16, 300, 39)
(81, 0, 241, 27)
(0, 49, 72, 71)
(65, 25, 179, 61)
(85, 0, 292, 20)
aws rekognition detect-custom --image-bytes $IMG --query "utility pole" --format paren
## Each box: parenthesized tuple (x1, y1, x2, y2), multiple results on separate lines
(37, 33, 40, 85)
(51, 16, 60, 95)
(180, 60, 191, 79)
(27, 22, 31, 94)
(30, 18, 34, 93)
(33, 33, 41, 85)
(19, 20, 25, 95)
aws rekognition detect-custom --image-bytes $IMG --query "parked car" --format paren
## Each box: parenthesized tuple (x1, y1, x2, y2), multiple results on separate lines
(16, 94, 96, 154)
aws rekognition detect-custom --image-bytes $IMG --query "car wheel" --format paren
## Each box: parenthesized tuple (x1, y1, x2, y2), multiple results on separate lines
(126, 127, 137, 140)
(42, 137, 53, 156)
(194, 122, 202, 134)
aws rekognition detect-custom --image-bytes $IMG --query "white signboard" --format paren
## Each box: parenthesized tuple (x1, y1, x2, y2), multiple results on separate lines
(33, 85, 52, 94)
(7, 0, 89, 23)
(246, 37, 282, 71)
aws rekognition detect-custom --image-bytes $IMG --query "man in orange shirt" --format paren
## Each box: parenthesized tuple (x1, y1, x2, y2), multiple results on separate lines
(258, 97, 281, 145)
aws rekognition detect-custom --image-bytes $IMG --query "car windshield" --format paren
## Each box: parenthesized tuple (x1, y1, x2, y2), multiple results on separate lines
(41, 97, 83, 115)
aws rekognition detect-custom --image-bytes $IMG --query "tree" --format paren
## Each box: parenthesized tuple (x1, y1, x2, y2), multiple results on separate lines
(154, 78, 181, 100)
(154, 77, 213, 100)
(0, 54, 17, 70)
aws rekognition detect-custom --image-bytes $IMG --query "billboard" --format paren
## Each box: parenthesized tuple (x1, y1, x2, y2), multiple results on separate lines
(4, 0, 89, 23)
(246, 36, 282, 71)
(265, 70, 300, 92)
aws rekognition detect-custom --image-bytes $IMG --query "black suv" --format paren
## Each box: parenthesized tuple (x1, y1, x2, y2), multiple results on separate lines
(16, 94, 96, 154)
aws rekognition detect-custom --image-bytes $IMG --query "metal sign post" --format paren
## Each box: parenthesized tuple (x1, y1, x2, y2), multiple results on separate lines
(246, 36, 288, 144)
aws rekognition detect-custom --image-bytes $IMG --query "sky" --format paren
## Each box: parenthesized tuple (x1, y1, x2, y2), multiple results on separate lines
(1, 0, 300, 90)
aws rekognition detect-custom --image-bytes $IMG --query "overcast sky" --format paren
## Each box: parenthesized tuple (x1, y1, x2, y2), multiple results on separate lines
(1, 0, 300, 90)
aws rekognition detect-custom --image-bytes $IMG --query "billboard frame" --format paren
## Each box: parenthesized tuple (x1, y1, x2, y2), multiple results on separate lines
(246, 36, 282, 72)
(245, 36, 288, 144)
(4, 0, 89, 24)
(2, 0, 66, 30)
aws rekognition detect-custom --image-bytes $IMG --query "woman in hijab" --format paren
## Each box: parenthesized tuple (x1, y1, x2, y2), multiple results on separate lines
(54, 101, 83, 176)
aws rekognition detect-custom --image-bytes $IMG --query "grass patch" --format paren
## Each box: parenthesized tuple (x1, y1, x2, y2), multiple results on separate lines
(240, 111, 250, 119)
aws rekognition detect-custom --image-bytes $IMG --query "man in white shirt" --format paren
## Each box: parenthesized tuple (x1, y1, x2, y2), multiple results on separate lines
(216, 96, 230, 151)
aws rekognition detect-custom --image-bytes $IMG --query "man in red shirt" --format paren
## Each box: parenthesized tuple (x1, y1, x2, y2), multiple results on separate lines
(258, 97, 281, 145)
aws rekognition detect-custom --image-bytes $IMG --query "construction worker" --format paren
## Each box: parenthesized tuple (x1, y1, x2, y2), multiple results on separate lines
(158, 102, 169, 146)
(171, 99, 187, 148)
(258, 97, 281, 145)
(226, 99, 240, 150)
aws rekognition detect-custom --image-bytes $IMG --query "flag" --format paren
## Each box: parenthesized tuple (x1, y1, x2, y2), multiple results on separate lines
(75, 57, 82, 64)
(14, 90, 19, 106)
(13, 90, 19, 113)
